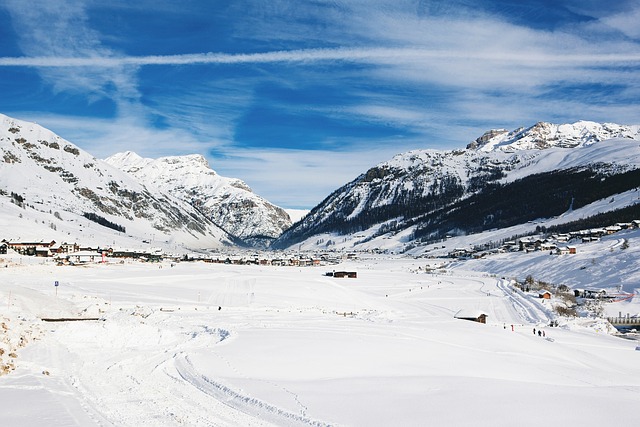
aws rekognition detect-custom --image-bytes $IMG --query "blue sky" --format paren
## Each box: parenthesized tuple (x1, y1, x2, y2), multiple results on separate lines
(1, 0, 639, 209)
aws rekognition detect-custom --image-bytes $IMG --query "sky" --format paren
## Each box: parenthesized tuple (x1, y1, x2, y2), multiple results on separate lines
(0, 0, 639, 209)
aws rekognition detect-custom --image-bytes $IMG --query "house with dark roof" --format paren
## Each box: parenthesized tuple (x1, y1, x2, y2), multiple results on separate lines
(454, 309, 488, 324)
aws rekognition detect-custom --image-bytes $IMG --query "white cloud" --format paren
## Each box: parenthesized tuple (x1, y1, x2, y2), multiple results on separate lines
(600, 7, 640, 39)
(1, 46, 639, 68)
(206, 145, 404, 209)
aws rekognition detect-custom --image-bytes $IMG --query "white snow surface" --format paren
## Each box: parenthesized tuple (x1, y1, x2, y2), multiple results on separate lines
(1, 252, 639, 426)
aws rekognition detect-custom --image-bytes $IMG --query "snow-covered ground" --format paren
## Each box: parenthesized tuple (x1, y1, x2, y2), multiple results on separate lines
(1, 254, 639, 426)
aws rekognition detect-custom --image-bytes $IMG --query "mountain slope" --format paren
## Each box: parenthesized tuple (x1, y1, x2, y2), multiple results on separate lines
(273, 121, 640, 251)
(0, 113, 236, 250)
(105, 152, 291, 247)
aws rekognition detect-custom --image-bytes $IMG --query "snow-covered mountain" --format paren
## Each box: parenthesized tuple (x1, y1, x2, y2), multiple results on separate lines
(0, 113, 237, 250)
(105, 152, 291, 247)
(273, 121, 640, 252)
(468, 121, 640, 151)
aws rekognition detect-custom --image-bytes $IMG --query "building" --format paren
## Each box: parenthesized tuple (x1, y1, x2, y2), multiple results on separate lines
(538, 290, 552, 299)
(454, 309, 488, 324)
(332, 271, 358, 278)
(4, 239, 56, 256)
(556, 246, 576, 255)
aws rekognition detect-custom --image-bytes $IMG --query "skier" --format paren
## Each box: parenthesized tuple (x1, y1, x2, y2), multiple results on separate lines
(533, 328, 536, 335)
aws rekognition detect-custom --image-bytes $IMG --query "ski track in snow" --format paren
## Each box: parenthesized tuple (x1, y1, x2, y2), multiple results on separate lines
(496, 279, 554, 325)
(173, 354, 329, 427)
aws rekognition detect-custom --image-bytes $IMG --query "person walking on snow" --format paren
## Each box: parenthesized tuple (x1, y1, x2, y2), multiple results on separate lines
(533, 328, 536, 335)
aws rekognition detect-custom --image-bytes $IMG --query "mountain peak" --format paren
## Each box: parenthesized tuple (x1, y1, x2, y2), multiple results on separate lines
(0, 114, 236, 250)
(468, 121, 640, 152)
(105, 152, 291, 246)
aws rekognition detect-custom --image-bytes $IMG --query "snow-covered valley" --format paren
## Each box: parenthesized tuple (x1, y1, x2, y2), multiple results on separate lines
(2, 113, 640, 426)
(1, 244, 639, 426)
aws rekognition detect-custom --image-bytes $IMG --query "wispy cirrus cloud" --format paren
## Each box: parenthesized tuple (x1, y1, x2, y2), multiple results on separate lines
(2, 0, 136, 98)
(1, 47, 639, 68)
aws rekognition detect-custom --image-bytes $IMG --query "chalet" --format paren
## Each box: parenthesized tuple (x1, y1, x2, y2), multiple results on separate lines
(5, 239, 56, 256)
(519, 237, 539, 251)
(333, 271, 357, 278)
(0, 242, 6, 254)
(605, 225, 622, 235)
(501, 241, 518, 252)
(556, 246, 575, 255)
(582, 236, 599, 243)
(297, 258, 319, 267)
(538, 290, 552, 299)
(35, 247, 52, 257)
(454, 309, 488, 324)
(540, 241, 557, 251)
(57, 242, 79, 254)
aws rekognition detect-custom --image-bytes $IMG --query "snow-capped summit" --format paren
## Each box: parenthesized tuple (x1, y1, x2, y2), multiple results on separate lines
(106, 152, 291, 247)
(468, 121, 640, 152)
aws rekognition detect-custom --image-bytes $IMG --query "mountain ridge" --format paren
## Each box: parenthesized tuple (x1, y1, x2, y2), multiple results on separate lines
(273, 120, 640, 252)
(105, 151, 292, 248)
(3, 113, 639, 254)
(0, 113, 242, 250)
(468, 120, 640, 151)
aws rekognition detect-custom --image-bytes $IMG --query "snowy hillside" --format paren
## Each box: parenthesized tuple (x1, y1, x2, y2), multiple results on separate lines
(274, 121, 640, 252)
(105, 151, 291, 247)
(0, 113, 235, 250)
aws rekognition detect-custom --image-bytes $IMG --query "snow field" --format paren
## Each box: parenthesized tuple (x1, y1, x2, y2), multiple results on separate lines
(1, 258, 639, 426)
